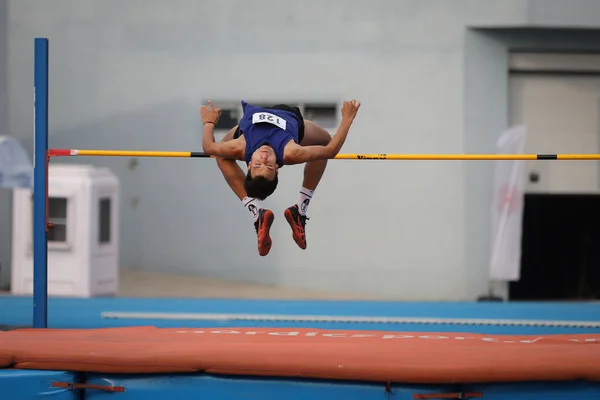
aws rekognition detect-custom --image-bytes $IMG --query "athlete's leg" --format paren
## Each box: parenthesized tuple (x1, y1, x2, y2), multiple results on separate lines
(284, 120, 331, 250)
(216, 127, 274, 256)
(299, 120, 331, 191)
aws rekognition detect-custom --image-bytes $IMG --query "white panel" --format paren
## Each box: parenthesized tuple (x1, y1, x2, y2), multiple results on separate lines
(509, 72, 600, 194)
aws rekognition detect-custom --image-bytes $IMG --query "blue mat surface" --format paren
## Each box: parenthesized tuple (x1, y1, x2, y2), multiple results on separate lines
(2, 369, 599, 399)
(83, 374, 600, 400)
(0, 369, 78, 400)
(469, 382, 600, 399)
(1, 296, 599, 334)
(84, 374, 452, 400)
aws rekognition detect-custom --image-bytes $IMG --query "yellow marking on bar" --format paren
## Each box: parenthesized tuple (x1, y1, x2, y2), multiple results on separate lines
(556, 154, 600, 160)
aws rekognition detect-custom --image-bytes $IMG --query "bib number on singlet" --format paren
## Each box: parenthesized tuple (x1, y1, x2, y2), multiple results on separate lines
(252, 112, 287, 130)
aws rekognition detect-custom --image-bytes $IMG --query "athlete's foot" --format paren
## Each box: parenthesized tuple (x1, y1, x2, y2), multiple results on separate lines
(254, 209, 274, 256)
(284, 205, 308, 250)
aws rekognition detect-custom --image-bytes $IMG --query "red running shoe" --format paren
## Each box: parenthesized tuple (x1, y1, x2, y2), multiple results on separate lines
(284, 205, 308, 250)
(254, 208, 274, 256)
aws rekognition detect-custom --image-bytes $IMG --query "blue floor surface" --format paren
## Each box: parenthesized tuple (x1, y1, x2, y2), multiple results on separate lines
(0, 369, 78, 400)
(1, 296, 599, 334)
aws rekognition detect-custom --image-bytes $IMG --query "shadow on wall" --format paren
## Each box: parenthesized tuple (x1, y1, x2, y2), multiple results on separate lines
(38, 98, 284, 286)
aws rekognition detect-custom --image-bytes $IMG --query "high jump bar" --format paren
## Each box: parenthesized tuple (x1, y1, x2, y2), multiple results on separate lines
(48, 149, 600, 160)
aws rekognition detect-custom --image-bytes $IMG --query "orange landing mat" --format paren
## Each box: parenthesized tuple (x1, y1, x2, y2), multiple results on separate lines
(1, 327, 599, 384)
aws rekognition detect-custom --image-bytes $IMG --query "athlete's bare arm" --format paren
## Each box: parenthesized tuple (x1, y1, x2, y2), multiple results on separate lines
(200, 101, 245, 160)
(284, 100, 360, 165)
(203, 124, 245, 160)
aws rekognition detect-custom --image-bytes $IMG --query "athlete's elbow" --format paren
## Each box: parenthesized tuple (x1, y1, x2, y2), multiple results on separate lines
(324, 144, 339, 159)
(202, 141, 215, 155)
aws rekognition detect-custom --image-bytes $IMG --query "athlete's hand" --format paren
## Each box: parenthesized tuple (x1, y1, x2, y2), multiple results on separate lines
(341, 100, 361, 123)
(200, 100, 221, 126)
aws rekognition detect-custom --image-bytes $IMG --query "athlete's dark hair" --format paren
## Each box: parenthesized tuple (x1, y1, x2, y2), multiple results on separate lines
(244, 171, 278, 200)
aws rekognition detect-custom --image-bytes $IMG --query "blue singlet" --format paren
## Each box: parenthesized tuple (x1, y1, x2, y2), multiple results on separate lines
(238, 101, 301, 167)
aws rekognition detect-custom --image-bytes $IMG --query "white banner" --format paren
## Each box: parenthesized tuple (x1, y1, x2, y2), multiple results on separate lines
(489, 126, 527, 281)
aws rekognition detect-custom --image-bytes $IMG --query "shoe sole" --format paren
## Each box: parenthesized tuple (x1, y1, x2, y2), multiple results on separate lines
(257, 211, 274, 256)
(284, 208, 307, 250)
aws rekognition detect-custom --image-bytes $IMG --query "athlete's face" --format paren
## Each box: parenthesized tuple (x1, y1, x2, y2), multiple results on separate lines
(249, 145, 278, 180)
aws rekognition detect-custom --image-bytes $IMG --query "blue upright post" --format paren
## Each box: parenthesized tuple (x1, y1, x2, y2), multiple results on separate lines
(33, 38, 49, 328)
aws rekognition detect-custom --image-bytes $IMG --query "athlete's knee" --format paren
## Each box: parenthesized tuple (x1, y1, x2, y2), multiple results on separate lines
(318, 132, 331, 145)
(309, 133, 330, 147)
(302, 120, 331, 146)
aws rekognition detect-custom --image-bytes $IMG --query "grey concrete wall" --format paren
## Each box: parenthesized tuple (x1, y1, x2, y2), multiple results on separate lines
(0, 0, 10, 290)
(528, 0, 600, 27)
(4, 0, 600, 298)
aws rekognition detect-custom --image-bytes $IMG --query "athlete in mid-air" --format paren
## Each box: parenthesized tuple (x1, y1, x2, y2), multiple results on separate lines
(200, 99, 361, 256)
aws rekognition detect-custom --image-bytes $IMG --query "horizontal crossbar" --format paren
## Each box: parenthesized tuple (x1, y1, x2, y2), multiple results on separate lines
(49, 149, 600, 160)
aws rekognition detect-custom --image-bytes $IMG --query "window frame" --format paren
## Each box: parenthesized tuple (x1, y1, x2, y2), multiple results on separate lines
(27, 194, 76, 253)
